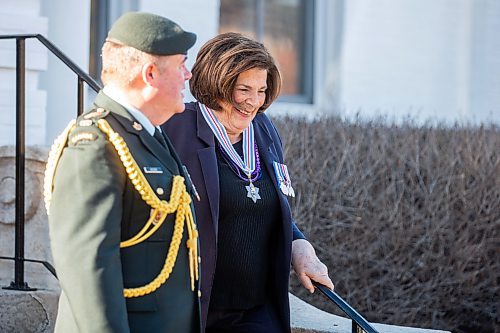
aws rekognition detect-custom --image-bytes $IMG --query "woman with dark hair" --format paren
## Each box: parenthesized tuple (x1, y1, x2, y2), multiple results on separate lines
(162, 32, 334, 333)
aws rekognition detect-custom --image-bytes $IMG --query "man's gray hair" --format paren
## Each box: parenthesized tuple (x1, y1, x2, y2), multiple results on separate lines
(101, 41, 159, 87)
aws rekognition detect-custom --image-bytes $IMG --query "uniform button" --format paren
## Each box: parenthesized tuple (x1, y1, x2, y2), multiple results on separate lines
(156, 188, 164, 195)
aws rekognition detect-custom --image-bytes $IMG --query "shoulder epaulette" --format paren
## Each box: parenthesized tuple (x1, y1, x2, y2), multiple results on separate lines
(68, 107, 111, 145)
(82, 107, 110, 121)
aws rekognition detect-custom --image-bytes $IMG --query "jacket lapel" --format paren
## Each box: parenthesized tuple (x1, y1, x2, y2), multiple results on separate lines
(195, 105, 220, 236)
(94, 92, 180, 175)
(254, 119, 279, 190)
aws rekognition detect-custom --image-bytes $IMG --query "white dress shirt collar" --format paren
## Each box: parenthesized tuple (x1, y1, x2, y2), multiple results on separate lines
(102, 85, 162, 136)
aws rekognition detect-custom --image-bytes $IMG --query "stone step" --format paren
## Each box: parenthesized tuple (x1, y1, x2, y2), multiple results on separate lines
(0, 288, 450, 333)
(0, 288, 58, 333)
(290, 293, 450, 333)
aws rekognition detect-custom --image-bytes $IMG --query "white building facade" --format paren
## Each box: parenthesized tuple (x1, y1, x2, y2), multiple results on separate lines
(0, 0, 499, 146)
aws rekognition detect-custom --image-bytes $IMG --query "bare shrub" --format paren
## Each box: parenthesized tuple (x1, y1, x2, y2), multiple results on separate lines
(273, 116, 499, 333)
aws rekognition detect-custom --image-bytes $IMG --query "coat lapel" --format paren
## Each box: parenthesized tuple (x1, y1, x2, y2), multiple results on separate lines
(254, 119, 279, 191)
(94, 92, 180, 175)
(195, 105, 220, 236)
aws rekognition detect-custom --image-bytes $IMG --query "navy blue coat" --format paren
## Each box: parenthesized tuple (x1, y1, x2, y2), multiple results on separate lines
(162, 102, 304, 332)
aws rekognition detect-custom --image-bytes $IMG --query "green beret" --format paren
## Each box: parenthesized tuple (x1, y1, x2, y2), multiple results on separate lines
(106, 12, 196, 55)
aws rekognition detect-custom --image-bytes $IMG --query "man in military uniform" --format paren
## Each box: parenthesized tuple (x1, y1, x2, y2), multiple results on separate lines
(45, 12, 200, 333)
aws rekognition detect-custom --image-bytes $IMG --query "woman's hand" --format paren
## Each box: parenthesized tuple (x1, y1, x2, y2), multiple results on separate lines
(291, 239, 334, 293)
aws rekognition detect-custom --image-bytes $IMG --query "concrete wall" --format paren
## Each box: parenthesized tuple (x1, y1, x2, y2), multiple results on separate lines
(338, 0, 500, 124)
(0, 146, 56, 290)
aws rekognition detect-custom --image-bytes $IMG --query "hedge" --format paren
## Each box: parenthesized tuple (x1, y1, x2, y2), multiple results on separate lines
(273, 116, 499, 333)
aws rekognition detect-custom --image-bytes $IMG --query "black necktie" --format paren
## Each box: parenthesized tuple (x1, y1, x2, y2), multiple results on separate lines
(154, 128, 168, 149)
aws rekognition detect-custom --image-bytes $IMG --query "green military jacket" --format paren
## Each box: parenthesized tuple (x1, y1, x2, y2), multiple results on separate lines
(48, 91, 200, 333)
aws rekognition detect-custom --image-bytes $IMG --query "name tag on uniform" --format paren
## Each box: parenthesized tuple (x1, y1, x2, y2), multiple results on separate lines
(143, 166, 163, 174)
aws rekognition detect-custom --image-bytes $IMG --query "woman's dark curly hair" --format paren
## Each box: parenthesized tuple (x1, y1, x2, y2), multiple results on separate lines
(189, 32, 282, 112)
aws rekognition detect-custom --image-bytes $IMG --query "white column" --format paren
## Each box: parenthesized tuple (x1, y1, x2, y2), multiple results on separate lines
(40, 0, 91, 145)
(0, 0, 48, 146)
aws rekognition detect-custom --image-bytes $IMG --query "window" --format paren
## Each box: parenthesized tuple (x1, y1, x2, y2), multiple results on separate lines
(219, 0, 315, 103)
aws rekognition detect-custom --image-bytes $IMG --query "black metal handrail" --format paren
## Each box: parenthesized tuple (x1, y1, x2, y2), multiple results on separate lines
(0, 256, 57, 279)
(313, 281, 379, 333)
(0, 34, 101, 291)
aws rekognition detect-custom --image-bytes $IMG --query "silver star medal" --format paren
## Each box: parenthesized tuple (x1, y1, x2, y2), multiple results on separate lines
(246, 182, 261, 203)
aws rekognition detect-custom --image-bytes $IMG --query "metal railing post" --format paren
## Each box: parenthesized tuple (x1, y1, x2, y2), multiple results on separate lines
(78, 77, 84, 116)
(3, 37, 36, 291)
